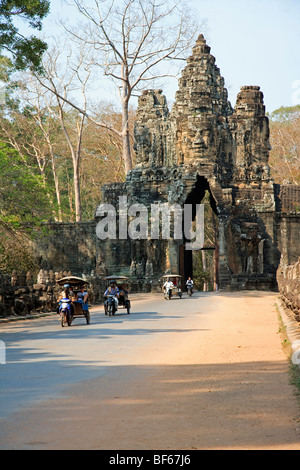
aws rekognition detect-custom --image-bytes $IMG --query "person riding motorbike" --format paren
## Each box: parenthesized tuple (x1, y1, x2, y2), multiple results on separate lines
(58, 283, 74, 317)
(163, 277, 174, 298)
(104, 280, 119, 313)
(58, 283, 74, 301)
(186, 277, 194, 295)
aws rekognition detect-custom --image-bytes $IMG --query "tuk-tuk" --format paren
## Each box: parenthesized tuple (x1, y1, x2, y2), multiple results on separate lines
(57, 276, 90, 326)
(103, 276, 131, 315)
(161, 274, 182, 300)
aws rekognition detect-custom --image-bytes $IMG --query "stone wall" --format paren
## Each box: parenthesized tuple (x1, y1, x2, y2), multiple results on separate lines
(277, 259, 300, 321)
(29, 221, 97, 276)
(0, 268, 106, 318)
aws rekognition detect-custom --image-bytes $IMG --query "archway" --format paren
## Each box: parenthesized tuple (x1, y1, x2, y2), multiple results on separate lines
(179, 175, 219, 291)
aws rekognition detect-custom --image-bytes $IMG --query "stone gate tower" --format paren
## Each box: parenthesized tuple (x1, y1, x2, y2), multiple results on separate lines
(96, 35, 300, 291)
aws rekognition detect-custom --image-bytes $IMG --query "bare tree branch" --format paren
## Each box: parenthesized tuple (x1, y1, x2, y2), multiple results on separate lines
(59, 0, 204, 172)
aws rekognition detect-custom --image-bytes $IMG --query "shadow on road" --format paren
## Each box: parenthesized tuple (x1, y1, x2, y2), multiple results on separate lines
(0, 360, 298, 450)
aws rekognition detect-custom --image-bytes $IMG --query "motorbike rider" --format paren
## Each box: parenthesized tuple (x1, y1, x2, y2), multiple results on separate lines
(58, 283, 74, 300)
(163, 277, 174, 295)
(58, 283, 74, 316)
(104, 280, 119, 312)
(186, 277, 194, 293)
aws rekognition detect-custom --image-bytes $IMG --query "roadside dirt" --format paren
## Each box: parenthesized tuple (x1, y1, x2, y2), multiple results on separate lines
(1, 291, 300, 450)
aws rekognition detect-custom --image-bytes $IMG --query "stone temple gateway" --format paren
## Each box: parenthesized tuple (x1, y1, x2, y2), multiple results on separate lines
(96, 34, 300, 291)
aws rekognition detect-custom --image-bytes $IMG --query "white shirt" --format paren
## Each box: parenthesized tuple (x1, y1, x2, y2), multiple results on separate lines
(164, 281, 174, 289)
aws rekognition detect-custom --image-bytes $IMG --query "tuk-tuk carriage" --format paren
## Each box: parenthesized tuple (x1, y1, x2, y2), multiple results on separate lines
(103, 276, 131, 315)
(161, 274, 182, 300)
(57, 276, 90, 326)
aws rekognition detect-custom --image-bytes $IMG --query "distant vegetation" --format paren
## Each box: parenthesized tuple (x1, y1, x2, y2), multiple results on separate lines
(268, 105, 300, 185)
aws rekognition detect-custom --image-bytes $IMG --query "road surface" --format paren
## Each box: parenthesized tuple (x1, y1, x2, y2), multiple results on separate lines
(0, 291, 299, 450)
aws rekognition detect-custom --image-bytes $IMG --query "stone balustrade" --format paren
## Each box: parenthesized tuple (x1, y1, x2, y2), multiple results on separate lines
(277, 258, 300, 321)
(0, 269, 106, 318)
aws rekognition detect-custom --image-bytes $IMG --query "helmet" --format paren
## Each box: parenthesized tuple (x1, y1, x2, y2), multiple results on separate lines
(110, 280, 116, 285)
(63, 284, 70, 289)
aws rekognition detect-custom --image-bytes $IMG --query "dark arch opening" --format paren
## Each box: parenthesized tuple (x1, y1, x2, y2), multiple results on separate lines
(184, 175, 218, 216)
(180, 175, 219, 289)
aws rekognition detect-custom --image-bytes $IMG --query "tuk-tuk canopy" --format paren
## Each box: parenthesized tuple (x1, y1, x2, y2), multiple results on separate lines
(161, 274, 182, 279)
(57, 276, 90, 286)
(103, 276, 129, 281)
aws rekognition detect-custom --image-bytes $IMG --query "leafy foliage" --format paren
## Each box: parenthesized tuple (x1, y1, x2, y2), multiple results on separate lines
(0, 141, 53, 226)
(0, 139, 53, 274)
(268, 105, 300, 123)
(0, 0, 49, 71)
(0, 222, 39, 274)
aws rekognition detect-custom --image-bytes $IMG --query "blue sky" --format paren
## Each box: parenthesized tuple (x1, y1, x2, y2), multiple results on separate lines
(42, 0, 300, 113)
(189, 0, 300, 113)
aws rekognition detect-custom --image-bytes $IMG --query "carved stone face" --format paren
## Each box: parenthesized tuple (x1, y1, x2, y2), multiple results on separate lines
(176, 117, 215, 162)
(192, 128, 211, 156)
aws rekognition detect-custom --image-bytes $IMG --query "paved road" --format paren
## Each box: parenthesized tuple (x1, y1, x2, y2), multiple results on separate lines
(0, 292, 208, 417)
(0, 291, 299, 450)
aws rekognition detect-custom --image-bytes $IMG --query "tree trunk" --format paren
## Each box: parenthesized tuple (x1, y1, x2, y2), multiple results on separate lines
(59, 106, 82, 222)
(121, 67, 133, 174)
(52, 168, 62, 222)
(122, 127, 132, 174)
(48, 145, 62, 222)
(202, 249, 207, 292)
(73, 156, 81, 222)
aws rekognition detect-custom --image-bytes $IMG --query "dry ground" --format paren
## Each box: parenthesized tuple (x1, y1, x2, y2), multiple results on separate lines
(0, 291, 300, 450)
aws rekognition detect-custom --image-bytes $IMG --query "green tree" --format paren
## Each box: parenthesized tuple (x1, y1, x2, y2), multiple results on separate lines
(0, 140, 54, 274)
(0, 0, 49, 71)
(0, 141, 53, 226)
(268, 105, 300, 123)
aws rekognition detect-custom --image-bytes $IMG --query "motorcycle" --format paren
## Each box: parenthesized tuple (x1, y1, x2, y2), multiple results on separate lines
(103, 276, 131, 315)
(187, 285, 193, 296)
(164, 286, 173, 300)
(56, 276, 91, 327)
(105, 294, 117, 316)
(161, 275, 182, 300)
(59, 297, 73, 327)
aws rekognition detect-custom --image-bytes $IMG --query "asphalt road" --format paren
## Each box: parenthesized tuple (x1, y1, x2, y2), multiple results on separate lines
(0, 291, 299, 450)
(0, 292, 211, 417)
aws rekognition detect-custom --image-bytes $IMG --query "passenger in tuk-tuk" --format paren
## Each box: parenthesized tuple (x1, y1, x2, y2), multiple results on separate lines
(75, 285, 89, 311)
(118, 283, 129, 300)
